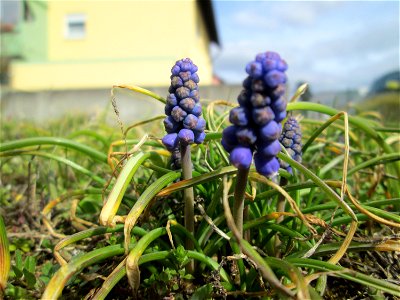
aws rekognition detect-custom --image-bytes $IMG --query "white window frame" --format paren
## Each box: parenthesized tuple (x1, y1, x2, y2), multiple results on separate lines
(65, 14, 86, 39)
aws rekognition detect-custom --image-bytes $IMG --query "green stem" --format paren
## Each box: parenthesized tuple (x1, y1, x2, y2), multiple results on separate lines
(275, 177, 288, 257)
(180, 143, 194, 273)
(233, 168, 250, 237)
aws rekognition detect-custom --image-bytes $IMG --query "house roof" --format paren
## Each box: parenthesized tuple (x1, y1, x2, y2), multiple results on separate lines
(197, 0, 219, 46)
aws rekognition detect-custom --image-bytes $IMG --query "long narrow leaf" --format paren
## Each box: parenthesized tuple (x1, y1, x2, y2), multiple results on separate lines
(124, 171, 181, 251)
(99, 152, 153, 226)
(0, 137, 107, 163)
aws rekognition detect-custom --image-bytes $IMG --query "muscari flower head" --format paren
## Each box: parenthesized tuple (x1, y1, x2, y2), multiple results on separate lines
(279, 116, 302, 174)
(221, 51, 288, 177)
(162, 58, 206, 168)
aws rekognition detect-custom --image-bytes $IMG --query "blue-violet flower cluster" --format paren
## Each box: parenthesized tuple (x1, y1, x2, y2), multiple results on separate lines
(279, 116, 302, 174)
(221, 51, 288, 177)
(162, 58, 206, 168)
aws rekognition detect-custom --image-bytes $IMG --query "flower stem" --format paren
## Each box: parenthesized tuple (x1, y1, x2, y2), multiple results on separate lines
(275, 177, 288, 257)
(180, 143, 194, 273)
(233, 168, 250, 237)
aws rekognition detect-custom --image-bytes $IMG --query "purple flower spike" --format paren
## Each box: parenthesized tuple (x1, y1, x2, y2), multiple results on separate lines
(279, 116, 302, 173)
(230, 147, 253, 170)
(229, 107, 249, 126)
(221, 50, 288, 176)
(178, 128, 194, 144)
(163, 58, 205, 166)
(162, 133, 179, 151)
(254, 155, 280, 177)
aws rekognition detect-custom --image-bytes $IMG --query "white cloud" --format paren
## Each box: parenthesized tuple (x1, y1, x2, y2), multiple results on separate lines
(213, 1, 399, 92)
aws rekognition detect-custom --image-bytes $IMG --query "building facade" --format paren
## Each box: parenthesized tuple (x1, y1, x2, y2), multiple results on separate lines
(1, 0, 219, 91)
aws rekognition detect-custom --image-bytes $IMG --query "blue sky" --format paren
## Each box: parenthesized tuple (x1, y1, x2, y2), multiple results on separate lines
(211, 1, 399, 92)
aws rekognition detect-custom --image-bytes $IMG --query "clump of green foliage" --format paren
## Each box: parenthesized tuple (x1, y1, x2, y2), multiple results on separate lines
(1, 80, 399, 299)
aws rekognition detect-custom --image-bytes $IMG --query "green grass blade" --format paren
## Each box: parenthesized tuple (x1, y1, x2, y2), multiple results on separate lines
(112, 85, 166, 104)
(0, 215, 10, 296)
(124, 171, 181, 251)
(99, 152, 154, 226)
(126, 228, 167, 296)
(277, 152, 357, 221)
(287, 101, 400, 177)
(285, 257, 400, 296)
(347, 153, 400, 176)
(0, 150, 106, 185)
(42, 244, 126, 299)
(157, 166, 237, 197)
(0, 137, 107, 163)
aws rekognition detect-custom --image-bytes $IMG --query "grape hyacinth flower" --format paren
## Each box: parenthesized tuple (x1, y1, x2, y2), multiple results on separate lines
(162, 58, 205, 273)
(279, 116, 302, 174)
(162, 58, 206, 168)
(221, 51, 288, 237)
(222, 51, 288, 177)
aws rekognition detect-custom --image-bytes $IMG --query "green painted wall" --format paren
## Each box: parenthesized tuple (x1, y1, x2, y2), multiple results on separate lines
(5, 1, 48, 61)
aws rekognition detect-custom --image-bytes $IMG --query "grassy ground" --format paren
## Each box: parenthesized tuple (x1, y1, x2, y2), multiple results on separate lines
(0, 87, 399, 299)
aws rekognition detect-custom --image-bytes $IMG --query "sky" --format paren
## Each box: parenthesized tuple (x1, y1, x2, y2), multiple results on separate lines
(211, 1, 400, 93)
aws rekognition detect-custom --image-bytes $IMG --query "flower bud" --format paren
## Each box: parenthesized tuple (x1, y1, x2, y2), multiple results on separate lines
(264, 70, 286, 88)
(178, 128, 194, 144)
(179, 98, 196, 112)
(254, 153, 280, 177)
(229, 107, 249, 126)
(171, 106, 187, 122)
(252, 107, 275, 125)
(183, 114, 198, 130)
(162, 133, 179, 151)
(230, 147, 253, 170)
(260, 120, 281, 141)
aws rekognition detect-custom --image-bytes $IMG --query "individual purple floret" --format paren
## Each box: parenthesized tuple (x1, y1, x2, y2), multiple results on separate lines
(162, 58, 206, 169)
(279, 116, 302, 174)
(229, 107, 249, 126)
(254, 154, 280, 176)
(221, 51, 289, 177)
(178, 128, 195, 144)
(162, 133, 179, 151)
(230, 147, 253, 170)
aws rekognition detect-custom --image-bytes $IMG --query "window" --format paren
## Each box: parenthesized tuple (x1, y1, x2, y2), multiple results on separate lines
(65, 14, 86, 39)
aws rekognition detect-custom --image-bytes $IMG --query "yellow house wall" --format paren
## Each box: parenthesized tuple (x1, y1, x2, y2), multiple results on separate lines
(10, 0, 214, 91)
